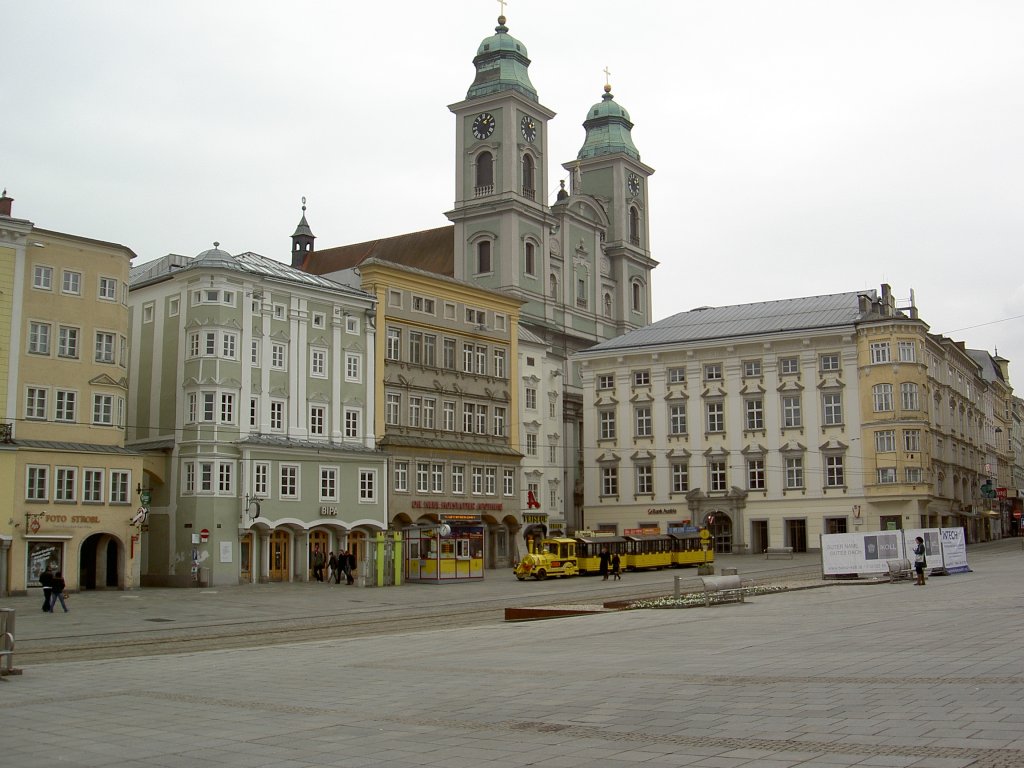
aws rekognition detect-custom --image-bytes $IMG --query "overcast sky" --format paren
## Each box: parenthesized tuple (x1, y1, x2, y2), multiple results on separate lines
(4, 1, 1023, 382)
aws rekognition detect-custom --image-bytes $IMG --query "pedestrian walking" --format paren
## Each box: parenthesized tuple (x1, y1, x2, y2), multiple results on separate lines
(598, 548, 610, 580)
(48, 571, 69, 613)
(913, 536, 927, 586)
(328, 551, 338, 584)
(342, 548, 356, 585)
(611, 553, 621, 580)
(311, 544, 325, 583)
(39, 568, 54, 612)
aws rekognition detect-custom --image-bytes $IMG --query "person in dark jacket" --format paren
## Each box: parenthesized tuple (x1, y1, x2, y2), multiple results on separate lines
(39, 568, 54, 612)
(48, 571, 69, 613)
(328, 551, 339, 584)
(342, 548, 356, 585)
(913, 536, 928, 586)
(598, 548, 610, 580)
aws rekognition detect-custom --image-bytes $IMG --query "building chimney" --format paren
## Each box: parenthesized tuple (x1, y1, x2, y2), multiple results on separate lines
(0, 189, 12, 217)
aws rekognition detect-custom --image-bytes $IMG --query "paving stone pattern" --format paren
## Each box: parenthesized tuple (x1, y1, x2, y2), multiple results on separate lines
(2, 542, 1024, 767)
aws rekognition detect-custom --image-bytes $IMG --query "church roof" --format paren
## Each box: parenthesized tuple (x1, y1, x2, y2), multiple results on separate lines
(577, 85, 640, 161)
(581, 290, 876, 354)
(303, 225, 455, 277)
(466, 16, 538, 103)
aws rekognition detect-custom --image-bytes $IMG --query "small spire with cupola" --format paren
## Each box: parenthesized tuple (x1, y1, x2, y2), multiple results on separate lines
(290, 196, 315, 269)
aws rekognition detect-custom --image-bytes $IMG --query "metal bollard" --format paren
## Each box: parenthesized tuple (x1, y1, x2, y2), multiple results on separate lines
(0, 607, 16, 675)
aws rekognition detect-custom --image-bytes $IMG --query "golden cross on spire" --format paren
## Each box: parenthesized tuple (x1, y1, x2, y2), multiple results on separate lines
(603, 66, 612, 87)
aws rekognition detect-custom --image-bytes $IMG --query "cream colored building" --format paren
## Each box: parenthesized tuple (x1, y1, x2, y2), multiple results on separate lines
(0, 193, 143, 595)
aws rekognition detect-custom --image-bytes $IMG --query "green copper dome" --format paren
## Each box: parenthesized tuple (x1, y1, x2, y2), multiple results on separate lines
(577, 85, 640, 161)
(466, 16, 538, 103)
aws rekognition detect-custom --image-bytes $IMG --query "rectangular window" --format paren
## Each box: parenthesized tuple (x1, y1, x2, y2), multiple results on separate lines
(320, 467, 338, 502)
(199, 462, 214, 492)
(424, 334, 436, 367)
(873, 383, 893, 412)
(601, 466, 618, 496)
(475, 345, 486, 375)
(204, 331, 216, 356)
(462, 403, 474, 433)
(825, 456, 845, 487)
(898, 340, 917, 363)
(598, 374, 615, 390)
(706, 401, 724, 433)
(451, 464, 465, 495)
(779, 357, 799, 375)
(26, 387, 47, 420)
(493, 406, 506, 437)
(471, 466, 483, 495)
(475, 405, 487, 435)
(311, 311, 326, 329)
(359, 469, 376, 502)
(345, 353, 361, 382)
(409, 396, 422, 428)
(493, 349, 506, 379)
(55, 390, 76, 422)
(782, 395, 802, 428)
(385, 393, 400, 426)
(703, 363, 722, 381)
(431, 463, 444, 493)
(271, 343, 286, 370)
(443, 338, 456, 370)
(485, 467, 497, 495)
(443, 401, 455, 431)
(669, 403, 686, 435)
(310, 405, 326, 436)
(870, 341, 891, 364)
(635, 406, 652, 437)
(33, 265, 53, 290)
(463, 343, 474, 373)
(249, 398, 258, 428)
(905, 467, 923, 483)
(58, 326, 79, 358)
(526, 433, 538, 456)
(745, 398, 764, 430)
(93, 394, 113, 425)
(668, 367, 686, 384)
(635, 464, 653, 495)
(28, 321, 51, 355)
(344, 408, 359, 439)
(743, 360, 762, 377)
(408, 331, 422, 365)
(55, 467, 77, 502)
(386, 328, 401, 361)
(202, 392, 215, 422)
(503, 468, 515, 497)
(311, 349, 327, 377)
(221, 332, 237, 359)
(823, 393, 843, 425)
(218, 463, 233, 494)
(901, 382, 919, 411)
(280, 465, 299, 498)
(875, 430, 896, 452)
(671, 462, 689, 493)
(633, 370, 651, 386)
(599, 410, 616, 440)
(416, 461, 429, 493)
(877, 467, 897, 484)
(394, 461, 409, 493)
(785, 457, 804, 489)
(83, 469, 104, 502)
(254, 463, 269, 496)
(709, 461, 727, 492)
(747, 459, 765, 490)
(346, 316, 359, 334)
(110, 470, 130, 503)
(819, 353, 840, 372)
(220, 393, 234, 423)
(99, 276, 117, 300)
(904, 429, 921, 452)
(270, 400, 284, 431)
(27, 465, 49, 500)
(524, 387, 537, 410)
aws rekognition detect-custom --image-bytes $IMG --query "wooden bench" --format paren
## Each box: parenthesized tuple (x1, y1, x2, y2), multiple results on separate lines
(699, 574, 746, 607)
(765, 546, 794, 560)
(886, 558, 912, 583)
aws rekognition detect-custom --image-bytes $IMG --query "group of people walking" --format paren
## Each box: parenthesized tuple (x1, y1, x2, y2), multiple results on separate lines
(311, 545, 356, 585)
(38, 569, 69, 613)
(598, 549, 621, 581)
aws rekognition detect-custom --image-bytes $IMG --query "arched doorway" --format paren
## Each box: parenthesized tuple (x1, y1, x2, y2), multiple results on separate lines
(308, 529, 329, 581)
(269, 530, 289, 582)
(705, 512, 733, 554)
(79, 533, 122, 590)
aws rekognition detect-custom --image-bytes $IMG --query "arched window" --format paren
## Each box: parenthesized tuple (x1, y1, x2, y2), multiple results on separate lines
(628, 206, 640, 245)
(631, 281, 643, 313)
(525, 242, 536, 276)
(475, 152, 494, 196)
(476, 241, 492, 274)
(603, 292, 613, 318)
(522, 155, 535, 199)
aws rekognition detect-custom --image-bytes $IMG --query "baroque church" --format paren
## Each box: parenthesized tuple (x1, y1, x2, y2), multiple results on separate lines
(298, 13, 657, 534)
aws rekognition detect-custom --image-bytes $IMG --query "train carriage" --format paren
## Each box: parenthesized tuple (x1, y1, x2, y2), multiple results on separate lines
(574, 535, 627, 574)
(670, 532, 715, 567)
(623, 534, 674, 571)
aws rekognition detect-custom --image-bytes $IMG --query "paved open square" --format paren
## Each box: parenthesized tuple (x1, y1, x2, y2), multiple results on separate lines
(3, 543, 1024, 767)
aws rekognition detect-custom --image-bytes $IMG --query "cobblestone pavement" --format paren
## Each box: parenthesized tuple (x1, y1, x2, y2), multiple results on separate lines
(2, 541, 1023, 767)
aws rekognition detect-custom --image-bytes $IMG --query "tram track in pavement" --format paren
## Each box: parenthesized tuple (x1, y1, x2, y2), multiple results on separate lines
(14, 561, 822, 664)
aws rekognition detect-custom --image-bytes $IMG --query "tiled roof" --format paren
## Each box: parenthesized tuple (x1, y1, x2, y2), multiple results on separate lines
(13, 440, 142, 455)
(380, 434, 523, 457)
(303, 226, 455, 277)
(584, 290, 875, 353)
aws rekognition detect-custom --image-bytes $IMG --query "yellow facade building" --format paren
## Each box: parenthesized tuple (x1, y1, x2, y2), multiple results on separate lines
(0, 193, 143, 595)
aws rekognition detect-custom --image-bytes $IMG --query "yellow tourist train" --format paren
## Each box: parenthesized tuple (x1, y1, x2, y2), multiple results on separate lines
(514, 530, 713, 581)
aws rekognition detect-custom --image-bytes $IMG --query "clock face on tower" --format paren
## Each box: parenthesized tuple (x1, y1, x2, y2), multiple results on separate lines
(627, 173, 642, 197)
(520, 115, 537, 142)
(472, 113, 495, 140)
